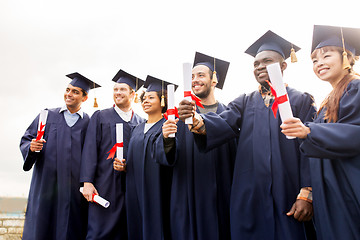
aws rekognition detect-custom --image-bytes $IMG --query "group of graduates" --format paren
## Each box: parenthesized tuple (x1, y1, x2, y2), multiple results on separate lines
(20, 24, 360, 240)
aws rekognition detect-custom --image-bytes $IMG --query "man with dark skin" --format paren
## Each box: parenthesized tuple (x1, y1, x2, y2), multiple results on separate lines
(174, 31, 316, 240)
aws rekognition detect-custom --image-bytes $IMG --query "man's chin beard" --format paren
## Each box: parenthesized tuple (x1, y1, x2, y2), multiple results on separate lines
(195, 89, 210, 99)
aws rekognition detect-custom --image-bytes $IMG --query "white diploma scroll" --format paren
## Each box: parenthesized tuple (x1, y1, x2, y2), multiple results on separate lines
(35, 109, 48, 152)
(79, 187, 110, 208)
(183, 62, 193, 124)
(266, 62, 295, 139)
(167, 84, 176, 138)
(116, 123, 123, 161)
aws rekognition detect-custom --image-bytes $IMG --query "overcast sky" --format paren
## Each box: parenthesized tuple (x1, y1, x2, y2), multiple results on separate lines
(1, 0, 359, 197)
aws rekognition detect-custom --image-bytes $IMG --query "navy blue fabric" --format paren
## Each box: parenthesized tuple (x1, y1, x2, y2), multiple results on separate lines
(301, 80, 360, 240)
(197, 87, 316, 240)
(80, 108, 144, 240)
(154, 103, 237, 240)
(126, 118, 173, 240)
(20, 108, 90, 240)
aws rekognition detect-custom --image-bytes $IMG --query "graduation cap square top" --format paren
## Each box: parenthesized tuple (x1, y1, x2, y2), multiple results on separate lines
(193, 52, 230, 90)
(112, 69, 145, 91)
(143, 75, 178, 92)
(245, 30, 300, 60)
(66, 72, 101, 93)
(311, 25, 360, 56)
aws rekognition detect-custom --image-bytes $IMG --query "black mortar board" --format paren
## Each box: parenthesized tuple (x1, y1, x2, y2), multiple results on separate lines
(311, 25, 360, 56)
(112, 69, 144, 91)
(193, 52, 230, 89)
(66, 72, 101, 93)
(245, 30, 300, 60)
(143, 75, 178, 92)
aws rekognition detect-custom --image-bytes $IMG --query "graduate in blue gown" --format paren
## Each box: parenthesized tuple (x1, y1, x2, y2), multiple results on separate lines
(114, 76, 177, 240)
(160, 52, 236, 240)
(177, 31, 317, 240)
(80, 69, 144, 240)
(20, 73, 100, 240)
(281, 25, 360, 240)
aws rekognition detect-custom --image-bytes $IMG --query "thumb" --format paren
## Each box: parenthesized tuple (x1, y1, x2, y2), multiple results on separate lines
(287, 203, 296, 216)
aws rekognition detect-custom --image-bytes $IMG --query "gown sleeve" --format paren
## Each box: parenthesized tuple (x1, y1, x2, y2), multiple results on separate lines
(301, 81, 360, 159)
(195, 94, 246, 151)
(20, 114, 41, 171)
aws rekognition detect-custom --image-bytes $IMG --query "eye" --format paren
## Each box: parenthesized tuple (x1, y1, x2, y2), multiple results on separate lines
(312, 59, 318, 64)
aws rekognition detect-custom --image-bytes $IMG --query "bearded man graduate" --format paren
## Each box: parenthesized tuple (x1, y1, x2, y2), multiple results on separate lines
(160, 52, 237, 240)
(20, 73, 100, 240)
(177, 31, 317, 240)
(80, 69, 144, 240)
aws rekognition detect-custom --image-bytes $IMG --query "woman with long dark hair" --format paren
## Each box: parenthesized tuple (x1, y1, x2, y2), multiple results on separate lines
(281, 25, 360, 240)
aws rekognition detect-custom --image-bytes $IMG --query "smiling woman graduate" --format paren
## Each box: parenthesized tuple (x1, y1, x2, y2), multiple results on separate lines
(116, 76, 178, 240)
(281, 25, 360, 240)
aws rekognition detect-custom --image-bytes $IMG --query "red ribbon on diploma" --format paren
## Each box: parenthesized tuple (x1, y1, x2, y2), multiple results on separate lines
(164, 107, 179, 120)
(107, 142, 124, 160)
(36, 122, 46, 141)
(266, 80, 288, 118)
(184, 91, 204, 108)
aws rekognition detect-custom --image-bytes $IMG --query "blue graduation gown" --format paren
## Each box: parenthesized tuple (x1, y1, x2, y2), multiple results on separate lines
(126, 118, 173, 240)
(300, 80, 360, 240)
(20, 107, 90, 240)
(154, 103, 237, 240)
(196, 87, 316, 240)
(80, 108, 144, 240)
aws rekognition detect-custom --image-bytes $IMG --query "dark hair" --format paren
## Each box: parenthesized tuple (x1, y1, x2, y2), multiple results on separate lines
(312, 46, 358, 122)
(81, 89, 88, 97)
(140, 90, 168, 113)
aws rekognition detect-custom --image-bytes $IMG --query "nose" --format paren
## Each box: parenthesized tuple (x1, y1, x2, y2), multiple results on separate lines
(314, 61, 324, 68)
(256, 62, 266, 70)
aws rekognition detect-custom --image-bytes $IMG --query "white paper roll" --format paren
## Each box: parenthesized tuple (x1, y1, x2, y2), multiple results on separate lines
(36, 109, 48, 152)
(266, 63, 295, 139)
(167, 84, 176, 138)
(183, 62, 193, 124)
(79, 187, 110, 208)
(116, 123, 123, 160)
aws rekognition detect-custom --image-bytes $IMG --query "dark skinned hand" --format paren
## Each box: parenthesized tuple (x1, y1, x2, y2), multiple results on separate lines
(177, 99, 196, 122)
(286, 199, 313, 222)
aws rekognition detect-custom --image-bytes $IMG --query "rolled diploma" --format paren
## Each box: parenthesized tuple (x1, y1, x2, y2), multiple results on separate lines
(167, 84, 176, 138)
(116, 123, 123, 161)
(36, 110, 48, 152)
(266, 63, 295, 139)
(183, 62, 193, 124)
(79, 187, 110, 208)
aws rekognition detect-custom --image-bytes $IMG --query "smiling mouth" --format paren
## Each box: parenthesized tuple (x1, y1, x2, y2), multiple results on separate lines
(257, 72, 268, 78)
(192, 83, 204, 90)
(318, 68, 329, 75)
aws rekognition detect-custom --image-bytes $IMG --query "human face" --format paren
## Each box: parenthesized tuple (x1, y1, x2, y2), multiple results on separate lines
(192, 65, 213, 99)
(253, 50, 286, 86)
(141, 91, 162, 115)
(312, 48, 348, 87)
(113, 83, 134, 108)
(64, 84, 87, 111)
